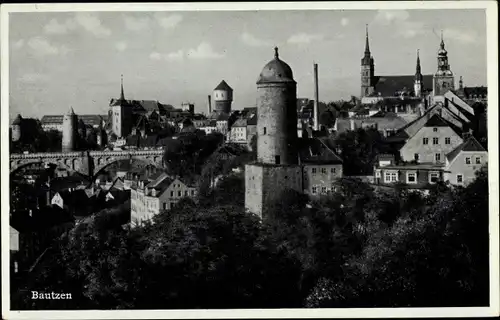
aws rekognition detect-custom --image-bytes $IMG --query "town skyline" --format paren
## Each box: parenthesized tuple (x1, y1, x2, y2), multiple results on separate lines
(9, 9, 487, 120)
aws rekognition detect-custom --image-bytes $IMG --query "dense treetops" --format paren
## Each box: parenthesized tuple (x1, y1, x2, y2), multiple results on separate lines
(12, 164, 489, 309)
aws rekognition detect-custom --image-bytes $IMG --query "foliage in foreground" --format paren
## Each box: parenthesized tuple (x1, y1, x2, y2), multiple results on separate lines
(11, 168, 489, 309)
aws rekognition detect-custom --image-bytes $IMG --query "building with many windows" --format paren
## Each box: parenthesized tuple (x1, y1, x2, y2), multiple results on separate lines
(130, 172, 197, 226)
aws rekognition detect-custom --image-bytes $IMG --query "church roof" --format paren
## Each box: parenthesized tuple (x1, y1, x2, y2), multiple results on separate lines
(463, 86, 487, 98)
(446, 136, 486, 162)
(214, 80, 233, 91)
(373, 74, 433, 97)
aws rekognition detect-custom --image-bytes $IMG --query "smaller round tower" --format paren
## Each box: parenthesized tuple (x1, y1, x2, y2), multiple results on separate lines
(62, 107, 78, 152)
(11, 114, 23, 142)
(213, 80, 233, 114)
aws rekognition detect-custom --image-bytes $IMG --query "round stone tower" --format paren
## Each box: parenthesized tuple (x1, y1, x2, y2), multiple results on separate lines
(11, 114, 23, 142)
(62, 107, 78, 152)
(213, 80, 233, 114)
(256, 47, 298, 165)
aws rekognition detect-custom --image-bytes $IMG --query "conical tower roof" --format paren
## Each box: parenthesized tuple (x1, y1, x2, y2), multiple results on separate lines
(12, 114, 23, 125)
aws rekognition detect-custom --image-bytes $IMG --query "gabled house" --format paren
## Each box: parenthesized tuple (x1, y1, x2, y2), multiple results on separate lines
(399, 114, 464, 164)
(444, 136, 488, 186)
(131, 173, 197, 227)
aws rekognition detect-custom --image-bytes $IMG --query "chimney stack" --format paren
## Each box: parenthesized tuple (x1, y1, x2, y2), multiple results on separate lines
(313, 63, 319, 131)
(207, 95, 212, 115)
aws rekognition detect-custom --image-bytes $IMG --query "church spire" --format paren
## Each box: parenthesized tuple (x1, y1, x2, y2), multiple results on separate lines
(440, 30, 445, 49)
(364, 24, 370, 54)
(120, 74, 125, 101)
(274, 46, 279, 60)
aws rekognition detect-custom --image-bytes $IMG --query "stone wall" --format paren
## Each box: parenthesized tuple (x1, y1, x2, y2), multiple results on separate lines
(245, 163, 303, 219)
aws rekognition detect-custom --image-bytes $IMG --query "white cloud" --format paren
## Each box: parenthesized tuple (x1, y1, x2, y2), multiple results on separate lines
(123, 15, 150, 31)
(12, 39, 25, 50)
(149, 50, 184, 61)
(43, 18, 76, 35)
(241, 32, 272, 47)
(374, 10, 410, 25)
(18, 73, 50, 83)
(341, 18, 349, 27)
(150, 52, 162, 60)
(115, 41, 128, 52)
(287, 33, 324, 44)
(74, 13, 111, 37)
(187, 42, 225, 60)
(444, 28, 478, 44)
(155, 13, 183, 30)
(165, 50, 184, 61)
(27, 37, 70, 56)
(373, 10, 426, 39)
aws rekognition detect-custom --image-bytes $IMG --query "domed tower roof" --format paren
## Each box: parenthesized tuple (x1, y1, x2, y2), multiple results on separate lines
(214, 80, 233, 92)
(257, 47, 295, 84)
(12, 114, 23, 125)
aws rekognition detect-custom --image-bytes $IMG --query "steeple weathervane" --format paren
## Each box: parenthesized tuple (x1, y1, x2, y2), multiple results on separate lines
(274, 47, 279, 60)
(440, 30, 445, 49)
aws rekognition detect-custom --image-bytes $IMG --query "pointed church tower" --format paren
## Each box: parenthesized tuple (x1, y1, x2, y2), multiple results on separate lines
(110, 74, 132, 138)
(433, 31, 455, 98)
(360, 24, 375, 98)
(414, 49, 423, 97)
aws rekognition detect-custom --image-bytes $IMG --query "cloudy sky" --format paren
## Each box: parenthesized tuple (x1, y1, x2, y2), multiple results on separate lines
(9, 9, 487, 119)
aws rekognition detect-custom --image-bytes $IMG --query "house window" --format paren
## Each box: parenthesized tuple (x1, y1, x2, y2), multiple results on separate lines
(435, 153, 441, 162)
(311, 168, 317, 175)
(429, 172, 440, 184)
(312, 186, 318, 194)
(163, 203, 167, 210)
(433, 137, 439, 145)
(457, 174, 464, 184)
(433, 127, 438, 132)
(423, 138, 429, 145)
(170, 202, 175, 209)
(465, 157, 471, 164)
(170, 191, 174, 197)
(275, 155, 280, 164)
(331, 168, 336, 174)
(331, 183, 336, 192)
(191, 190, 195, 196)
(375, 170, 381, 178)
(185, 191, 188, 196)
(414, 153, 419, 161)
(445, 137, 451, 144)
(384, 171, 398, 183)
(321, 186, 327, 194)
(321, 168, 327, 174)
(407, 172, 417, 184)
(178, 191, 181, 197)
(475, 157, 481, 164)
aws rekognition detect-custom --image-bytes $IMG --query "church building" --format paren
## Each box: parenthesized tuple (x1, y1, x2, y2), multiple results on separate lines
(360, 27, 456, 103)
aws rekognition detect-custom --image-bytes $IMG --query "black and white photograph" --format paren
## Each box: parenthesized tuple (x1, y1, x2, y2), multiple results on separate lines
(1, 2, 498, 319)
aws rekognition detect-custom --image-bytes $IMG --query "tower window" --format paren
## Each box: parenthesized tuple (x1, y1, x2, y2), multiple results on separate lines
(275, 155, 280, 165)
(263, 127, 267, 135)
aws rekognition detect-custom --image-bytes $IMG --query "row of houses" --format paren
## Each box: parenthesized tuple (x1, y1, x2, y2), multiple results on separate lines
(371, 90, 487, 189)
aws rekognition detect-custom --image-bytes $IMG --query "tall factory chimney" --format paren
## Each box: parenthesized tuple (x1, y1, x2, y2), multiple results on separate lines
(313, 63, 320, 131)
(207, 95, 212, 115)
